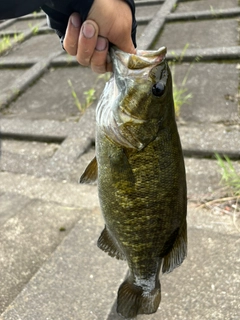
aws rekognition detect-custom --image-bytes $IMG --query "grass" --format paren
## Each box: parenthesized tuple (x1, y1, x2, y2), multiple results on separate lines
(67, 80, 96, 113)
(209, 5, 217, 16)
(28, 23, 39, 35)
(201, 154, 240, 230)
(198, 155, 240, 230)
(215, 154, 240, 196)
(0, 33, 24, 54)
(0, 35, 11, 53)
(169, 44, 194, 118)
(67, 73, 111, 114)
(171, 68, 192, 118)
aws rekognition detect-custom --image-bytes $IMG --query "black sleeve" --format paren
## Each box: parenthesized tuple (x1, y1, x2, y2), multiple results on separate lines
(0, 0, 137, 47)
(42, 0, 137, 48)
(41, 0, 94, 42)
(123, 0, 137, 47)
(0, 0, 45, 19)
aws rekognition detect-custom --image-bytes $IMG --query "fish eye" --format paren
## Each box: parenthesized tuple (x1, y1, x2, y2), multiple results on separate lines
(152, 82, 165, 97)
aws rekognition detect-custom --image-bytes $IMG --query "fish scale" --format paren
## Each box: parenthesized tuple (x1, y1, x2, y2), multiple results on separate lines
(80, 46, 187, 319)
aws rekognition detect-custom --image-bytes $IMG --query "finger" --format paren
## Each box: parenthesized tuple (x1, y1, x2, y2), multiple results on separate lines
(90, 36, 109, 74)
(63, 13, 81, 55)
(112, 34, 136, 55)
(76, 20, 99, 66)
(119, 40, 136, 55)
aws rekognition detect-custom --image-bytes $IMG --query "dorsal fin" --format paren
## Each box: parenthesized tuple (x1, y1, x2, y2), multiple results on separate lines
(79, 156, 98, 184)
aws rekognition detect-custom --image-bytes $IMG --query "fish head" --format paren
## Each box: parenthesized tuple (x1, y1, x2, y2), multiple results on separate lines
(96, 47, 175, 150)
(111, 46, 174, 123)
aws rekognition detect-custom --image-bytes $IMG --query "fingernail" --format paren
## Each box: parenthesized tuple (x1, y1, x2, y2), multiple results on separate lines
(96, 37, 107, 51)
(71, 14, 80, 28)
(82, 22, 95, 39)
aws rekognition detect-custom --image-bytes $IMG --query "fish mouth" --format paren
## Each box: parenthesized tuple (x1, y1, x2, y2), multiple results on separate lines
(136, 47, 167, 62)
(111, 46, 167, 71)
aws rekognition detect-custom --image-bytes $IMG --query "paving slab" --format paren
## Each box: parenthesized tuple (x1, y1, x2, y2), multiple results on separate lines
(5, 34, 61, 59)
(0, 171, 98, 208)
(155, 18, 239, 51)
(169, 63, 239, 124)
(0, 118, 77, 141)
(136, 4, 163, 20)
(1, 208, 239, 320)
(0, 193, 31, 225)
(175, 0, 239, 12)
(178, 122, 240, 156)
(168, 8, 240, 22)
(43, 105, 96, 181)
(0, 205, 126, 320)
(0, 52, 61, 110)
(0, 170, 98, 313)
(0, 199, 96, 314)
(166, 46, 240, 62)
(1, 18, 46, 33)
(0, 69, 27, 92)
(0, 66, 104, 121)
(0, 139, 59, 177)
(137, 0, 178, 49)
(185, 158, 222, 198)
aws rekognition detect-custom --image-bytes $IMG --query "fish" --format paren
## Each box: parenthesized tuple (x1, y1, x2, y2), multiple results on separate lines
(80, 46, 187, 319)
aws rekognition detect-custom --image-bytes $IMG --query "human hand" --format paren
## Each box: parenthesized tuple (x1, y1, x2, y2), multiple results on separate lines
(63, 0, 136, 73)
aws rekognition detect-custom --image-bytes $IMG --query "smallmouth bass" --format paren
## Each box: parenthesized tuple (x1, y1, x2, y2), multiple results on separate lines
(80, 47, 187, 319)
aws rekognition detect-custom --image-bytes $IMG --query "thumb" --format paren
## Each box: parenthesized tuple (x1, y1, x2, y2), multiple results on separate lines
(111, 35, 136, 54)
(87, 0, 136, 54)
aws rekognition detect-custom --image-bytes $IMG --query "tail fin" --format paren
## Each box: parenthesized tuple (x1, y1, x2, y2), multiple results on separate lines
(117, 279, 161, 319)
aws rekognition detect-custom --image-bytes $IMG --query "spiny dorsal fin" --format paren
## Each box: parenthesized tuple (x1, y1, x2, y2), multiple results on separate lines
(97, 226, 126, 260)
(79, 156, 98, 184)
(162, 220, 187, 274)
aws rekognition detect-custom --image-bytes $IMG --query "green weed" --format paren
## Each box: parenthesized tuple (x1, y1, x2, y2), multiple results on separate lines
(28, 22, 39, 35)
(170, 44, 193, 118)
(209, 6, 217, 16)
(67, 72, 111, 113)
(67, 80, 96, 113)
(215, 153, 240, 196)
(67, 80, 82, 111)
(84, 88, 96, 108)
(0, 35, 11, 53)
(14, 33, 24, 42)
(0, 33, 24, 54)
(171, 66, 192, 118)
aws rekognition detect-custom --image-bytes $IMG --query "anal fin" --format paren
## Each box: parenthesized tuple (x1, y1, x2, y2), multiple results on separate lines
(79, 156, 98, 184)
(97, 226, 125, 260)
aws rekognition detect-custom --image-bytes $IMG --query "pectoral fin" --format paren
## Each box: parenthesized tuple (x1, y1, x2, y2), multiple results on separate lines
(109, 147, 135, 186)
(79, 156, 98, 184)
(162, 220, 187, 274)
